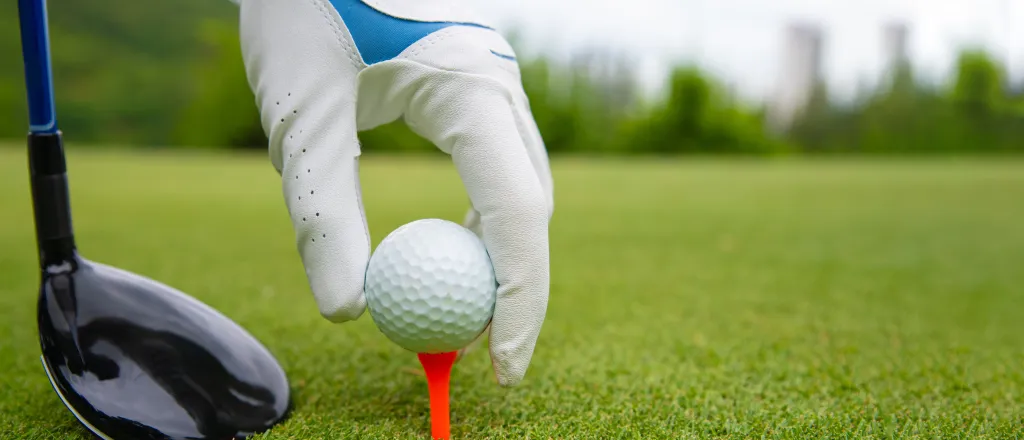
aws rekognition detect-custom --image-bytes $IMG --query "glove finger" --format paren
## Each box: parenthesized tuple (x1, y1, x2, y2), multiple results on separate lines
(461, 119, 549, 387)
(456, 93, 551, 370)
(406, 74, 550, 387)
(240, 0, 369, 323)
(285, 150, 370, 323)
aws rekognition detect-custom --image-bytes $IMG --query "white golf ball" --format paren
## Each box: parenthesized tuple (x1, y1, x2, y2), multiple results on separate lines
(364, 219, 497, 354)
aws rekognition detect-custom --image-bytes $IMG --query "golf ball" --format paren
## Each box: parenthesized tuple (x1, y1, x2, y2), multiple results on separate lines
(364, 219, 497, 354)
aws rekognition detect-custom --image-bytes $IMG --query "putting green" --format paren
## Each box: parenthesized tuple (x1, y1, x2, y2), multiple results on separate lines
(0, 147, 1021, 439)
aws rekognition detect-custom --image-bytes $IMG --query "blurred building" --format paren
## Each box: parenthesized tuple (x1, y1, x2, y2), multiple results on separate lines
(767, 23, 824, 134)
(881, 21, 911, 85)
(569, 48, 639, 114)
(1011, 78, 1024, 98)
(882, 22, 909, 68)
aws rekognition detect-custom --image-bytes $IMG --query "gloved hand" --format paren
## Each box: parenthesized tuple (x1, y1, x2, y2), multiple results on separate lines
(236, 0, 554, 387)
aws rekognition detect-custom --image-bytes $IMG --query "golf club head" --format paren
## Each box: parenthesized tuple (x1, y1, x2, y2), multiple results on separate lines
(38, 254, 291, 439)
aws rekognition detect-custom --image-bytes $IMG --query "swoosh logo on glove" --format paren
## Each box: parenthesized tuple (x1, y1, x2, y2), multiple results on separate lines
(489, 50, 516, 62)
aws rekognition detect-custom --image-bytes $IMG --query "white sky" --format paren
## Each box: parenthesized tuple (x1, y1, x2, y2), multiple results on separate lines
(475, 0, 1024, 102)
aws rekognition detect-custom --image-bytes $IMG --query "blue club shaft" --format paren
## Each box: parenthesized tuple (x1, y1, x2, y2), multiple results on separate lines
(18, 0, 58, 134)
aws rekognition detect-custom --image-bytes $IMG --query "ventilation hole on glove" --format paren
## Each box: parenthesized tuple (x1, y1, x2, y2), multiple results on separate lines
(276, 101, 280, 105)
(316, 212, 319, 217)
(290, 135, 293, 140)
(302, 148, 306, 153)
(302, 217, 306, 221)
(307, 169, 310, 173)
(322, 234, 326, 238)
(288, 93, 291, 97)
(280, 118, 285, 123)
(289, 153, 292, 158)
(298, 196, 302, 200)
(295, 176, 298, 179)
(310, 190, 314, 195)
(293, 110, 297, 114)
(312, 238, 315, 242)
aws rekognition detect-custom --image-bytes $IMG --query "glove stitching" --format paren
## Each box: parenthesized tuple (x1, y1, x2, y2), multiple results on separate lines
(311, 0, 364, 68)
(405, 27, 454, 60)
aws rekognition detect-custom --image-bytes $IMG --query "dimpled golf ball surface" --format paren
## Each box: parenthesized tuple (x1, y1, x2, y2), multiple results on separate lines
(365, 219, 497, 354)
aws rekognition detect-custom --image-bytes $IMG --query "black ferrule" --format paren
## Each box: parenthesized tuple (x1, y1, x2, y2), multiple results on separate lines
(28, 132, 76, 268)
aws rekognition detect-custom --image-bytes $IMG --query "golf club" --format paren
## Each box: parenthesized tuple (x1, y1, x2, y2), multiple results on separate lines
(18, 0, 292, 438)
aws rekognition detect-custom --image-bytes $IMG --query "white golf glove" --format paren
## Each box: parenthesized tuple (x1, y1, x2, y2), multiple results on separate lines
(237, 0, 554, 387)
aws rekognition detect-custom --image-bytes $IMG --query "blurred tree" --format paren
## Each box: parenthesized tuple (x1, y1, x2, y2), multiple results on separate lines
(175, 19, 265, 149)
(0, 0, 236, 144)
(947, 49, 1011, 152)
(951, 49, 1006, 115)
(0, 2, 1019, 156)
(786, 47, 1023, 155)
(631, 66, 784, 155)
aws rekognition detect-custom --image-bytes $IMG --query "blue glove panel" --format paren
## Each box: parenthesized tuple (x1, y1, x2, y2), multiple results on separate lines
(329, 0, 493, 65)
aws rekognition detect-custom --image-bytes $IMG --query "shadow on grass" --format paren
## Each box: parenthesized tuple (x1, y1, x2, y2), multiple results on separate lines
(280, 344, 439, 437)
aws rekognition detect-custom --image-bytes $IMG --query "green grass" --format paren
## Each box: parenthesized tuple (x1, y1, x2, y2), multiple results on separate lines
(0, 146, 1022, 439)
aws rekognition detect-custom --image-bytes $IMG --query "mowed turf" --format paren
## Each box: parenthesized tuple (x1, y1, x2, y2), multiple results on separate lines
(0, 146, 1022, 439)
